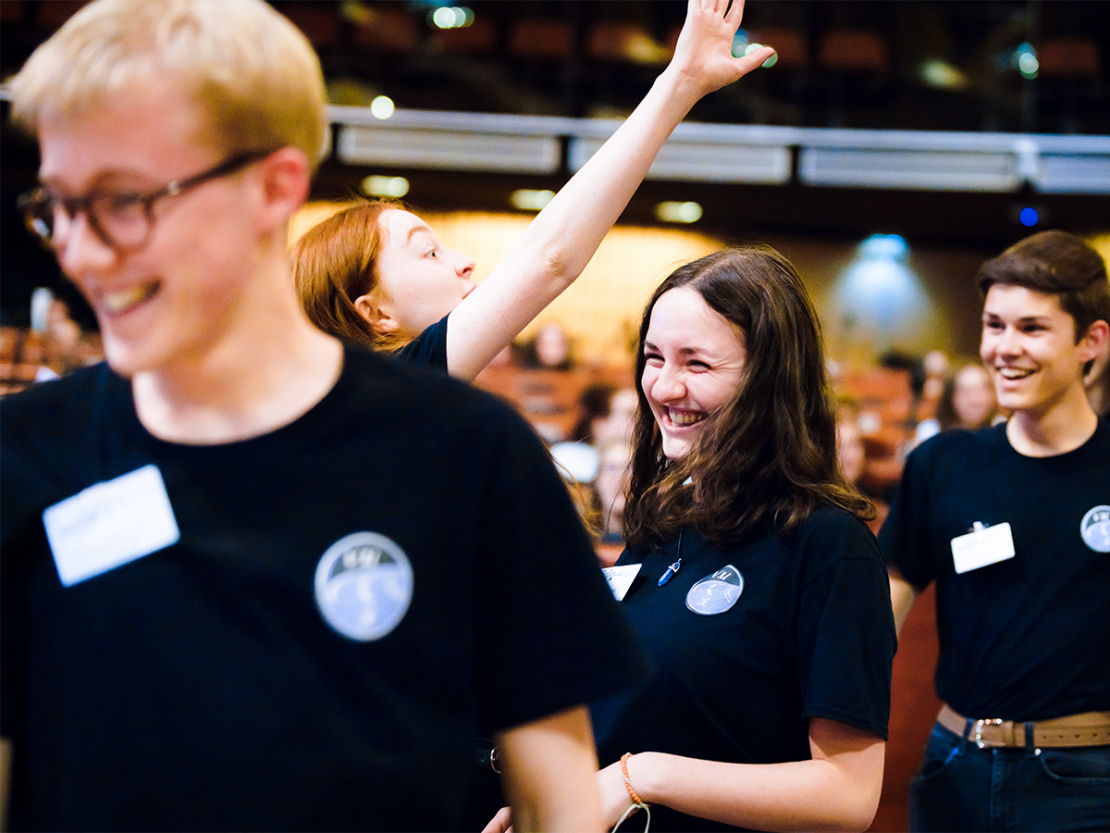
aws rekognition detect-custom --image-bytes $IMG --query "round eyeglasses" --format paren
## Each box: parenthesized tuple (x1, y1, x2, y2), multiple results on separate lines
(18, 149, 275, 253)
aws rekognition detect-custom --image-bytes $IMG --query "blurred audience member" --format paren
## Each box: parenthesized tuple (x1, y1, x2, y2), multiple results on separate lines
(593, 436, 632, 554)
(520, 321, 574, 371)
(836, 402, 867, 486)
(570, 381, 618, 443)
(563, 383, 638, 562)
(880, 349, 926, 403)
(594, 387, 637, 445)
(836, 400, 888, 534)
(571, 383, 637, 444)
(44, 298, 86, 373)
(919, 349, 950, 409)
(913, 361, 999, 445)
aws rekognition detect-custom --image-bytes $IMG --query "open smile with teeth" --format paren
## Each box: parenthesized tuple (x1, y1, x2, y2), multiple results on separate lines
(102, 283, 159, 315)
(668, 408, 706, 427)
(997, 367, 1034, 380)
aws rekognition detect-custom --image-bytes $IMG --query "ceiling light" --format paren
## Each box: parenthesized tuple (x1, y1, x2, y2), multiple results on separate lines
(510, 189, 554, 211)
(654, 201, 702, 223)
(362, 176, 410, 198)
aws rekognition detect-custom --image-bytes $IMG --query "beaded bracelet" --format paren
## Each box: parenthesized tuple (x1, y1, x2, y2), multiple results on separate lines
(620, 752, 648, 807)
(613, 753, 652, 833)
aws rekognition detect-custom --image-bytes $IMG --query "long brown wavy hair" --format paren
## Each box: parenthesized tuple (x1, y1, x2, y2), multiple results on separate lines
(291, 197, 410, 353)
(623, 247, 875, 548)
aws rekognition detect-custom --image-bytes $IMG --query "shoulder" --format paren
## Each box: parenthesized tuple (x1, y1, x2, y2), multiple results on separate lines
(393, 315, 449, 370)
(1, 360, 119, 405)
(338, 347, 543, 448)
(792, 505, 878, 549)
(343, 346, 506, 411)
(904, 422, 1007, 474)
(1, 364, 129, 541)
(914, 421, 1005, 454)
(784, 505, 884, 574)
(1, 363, 125, 440)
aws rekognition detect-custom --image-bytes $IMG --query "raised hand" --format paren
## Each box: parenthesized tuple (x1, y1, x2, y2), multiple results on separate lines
(669, 0, 775, 97)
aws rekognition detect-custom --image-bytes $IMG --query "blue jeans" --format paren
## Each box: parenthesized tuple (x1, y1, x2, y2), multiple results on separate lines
(909, 722, 1110, 832)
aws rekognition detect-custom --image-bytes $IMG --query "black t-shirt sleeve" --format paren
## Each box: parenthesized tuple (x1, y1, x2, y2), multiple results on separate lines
(394, 314, 450, 371)
(796, 512, 896, 739)
(878, 441, 937, 591)
(470, 410, 651, 732)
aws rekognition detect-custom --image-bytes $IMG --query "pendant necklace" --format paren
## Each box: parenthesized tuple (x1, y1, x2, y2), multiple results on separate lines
(658, 528, 708, 586)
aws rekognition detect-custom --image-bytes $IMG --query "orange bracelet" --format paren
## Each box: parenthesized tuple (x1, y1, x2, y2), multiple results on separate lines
(620, 752, 648, 806)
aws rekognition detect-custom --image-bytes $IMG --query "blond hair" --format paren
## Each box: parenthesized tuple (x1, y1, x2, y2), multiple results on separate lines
(8, 0, 326, 170)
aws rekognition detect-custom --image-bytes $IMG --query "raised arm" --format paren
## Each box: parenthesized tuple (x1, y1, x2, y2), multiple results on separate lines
(600, 719, 885, 833)
(493, 705, 605, 832)
(445, 0, 775, 380)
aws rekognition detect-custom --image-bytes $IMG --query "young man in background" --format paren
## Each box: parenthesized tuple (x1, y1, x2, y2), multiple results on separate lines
(882, 230, 1110, 832)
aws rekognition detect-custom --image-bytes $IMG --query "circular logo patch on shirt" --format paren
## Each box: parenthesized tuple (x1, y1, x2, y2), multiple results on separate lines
(685, 565, 744, 616)
(314, 532, 413, 641)
(1080, 505, 1110, 553)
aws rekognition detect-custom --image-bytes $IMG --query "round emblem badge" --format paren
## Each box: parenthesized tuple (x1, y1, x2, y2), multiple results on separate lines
(314, 532, 413, 641)
(1080, 505, 1110, 554)
(686, 565, 744, 615)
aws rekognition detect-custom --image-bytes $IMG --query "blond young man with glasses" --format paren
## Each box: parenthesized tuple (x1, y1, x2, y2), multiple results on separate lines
(0, 0, 651, 829)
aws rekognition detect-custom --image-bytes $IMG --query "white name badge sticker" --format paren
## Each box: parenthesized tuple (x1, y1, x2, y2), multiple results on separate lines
(602, 563, 642, 602)
(951, 521, 1015, 575)
(44, 464, 181, 587)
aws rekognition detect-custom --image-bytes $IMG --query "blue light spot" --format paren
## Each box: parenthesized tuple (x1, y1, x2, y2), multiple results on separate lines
(859, 234, 908, 260)
(1019, 207, 1039, 227)
(835, 234, 925, 334)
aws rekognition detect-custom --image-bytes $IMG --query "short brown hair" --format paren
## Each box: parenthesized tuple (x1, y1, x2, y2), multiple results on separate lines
(977, 230, 1110, 342)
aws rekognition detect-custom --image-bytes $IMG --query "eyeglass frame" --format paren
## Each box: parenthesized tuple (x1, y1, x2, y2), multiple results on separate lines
(17, 148, 277, 253)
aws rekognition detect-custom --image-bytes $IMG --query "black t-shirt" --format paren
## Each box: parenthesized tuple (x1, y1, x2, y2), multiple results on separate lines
(880, 421, 1110, 720)
(395, 313, 449, 370)
(592, 508, 895, 832)
(0, 348, 650, 832)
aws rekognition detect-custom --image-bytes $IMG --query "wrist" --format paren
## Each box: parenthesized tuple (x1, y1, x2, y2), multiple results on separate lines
(623, 750, 664, 806)
(654, 64, 707, 110)
(620, 752, 647, 807)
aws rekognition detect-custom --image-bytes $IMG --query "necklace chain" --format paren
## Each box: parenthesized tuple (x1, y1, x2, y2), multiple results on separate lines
(658, 528, 708, 587)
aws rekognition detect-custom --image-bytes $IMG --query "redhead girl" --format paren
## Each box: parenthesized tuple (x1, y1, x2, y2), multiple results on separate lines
(293, 0, 774, 381)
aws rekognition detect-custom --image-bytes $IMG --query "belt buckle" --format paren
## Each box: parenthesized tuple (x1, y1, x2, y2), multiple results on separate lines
(973, 718, 1004, 748)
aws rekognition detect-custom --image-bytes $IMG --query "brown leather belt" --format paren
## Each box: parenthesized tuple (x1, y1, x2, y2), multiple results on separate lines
(939, 704, 1110, 749)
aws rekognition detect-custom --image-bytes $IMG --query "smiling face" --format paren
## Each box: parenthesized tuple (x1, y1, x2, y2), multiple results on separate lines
(641, 287, 747, 461)
(980, 283, 1101, 418)
(369, 209, 476, 339)
(37, 78, 264, 380)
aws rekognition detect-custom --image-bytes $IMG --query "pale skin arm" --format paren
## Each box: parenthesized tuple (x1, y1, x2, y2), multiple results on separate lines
(445, 0, 775, 380)
(599, 719, 885, 833)
(493, 705, 606, 833)
(485, 719, 884, 833)
(888, 563, 920, 635)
